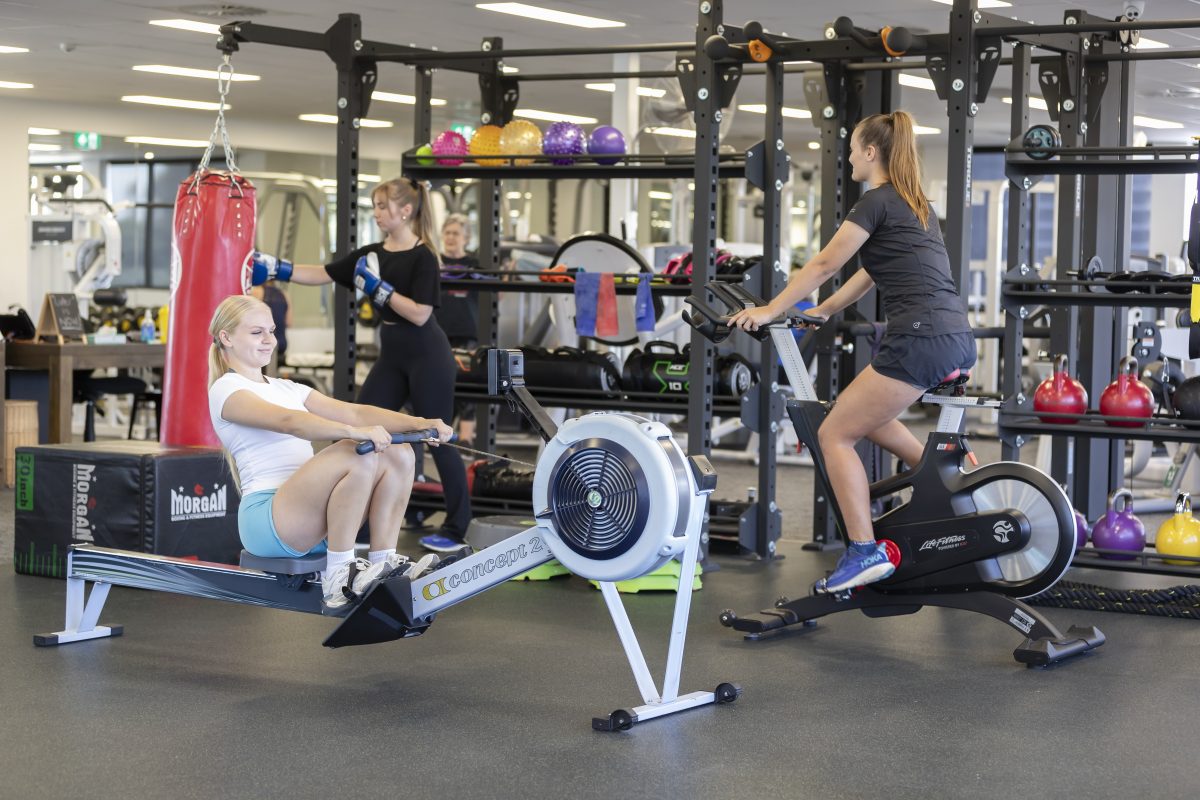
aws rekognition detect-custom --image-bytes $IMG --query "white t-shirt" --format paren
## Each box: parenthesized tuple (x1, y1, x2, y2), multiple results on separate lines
(208, 372, 315, 495)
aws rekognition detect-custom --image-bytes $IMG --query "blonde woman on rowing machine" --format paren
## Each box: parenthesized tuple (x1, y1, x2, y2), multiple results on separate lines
(207, 294, 453, 614)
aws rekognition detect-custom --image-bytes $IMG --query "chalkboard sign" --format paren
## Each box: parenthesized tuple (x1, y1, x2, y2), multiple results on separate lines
(35, 293, 86, 343)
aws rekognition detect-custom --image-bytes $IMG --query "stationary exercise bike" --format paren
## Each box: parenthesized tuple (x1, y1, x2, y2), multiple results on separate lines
(684, 281, 1104, 666)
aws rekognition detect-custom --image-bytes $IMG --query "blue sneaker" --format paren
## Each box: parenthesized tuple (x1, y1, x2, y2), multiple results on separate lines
(419, 532, 466, 553)
(815, 542, 895, 594)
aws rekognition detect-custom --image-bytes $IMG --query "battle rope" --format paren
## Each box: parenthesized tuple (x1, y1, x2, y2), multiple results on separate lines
(1027, 581, 1200, 619)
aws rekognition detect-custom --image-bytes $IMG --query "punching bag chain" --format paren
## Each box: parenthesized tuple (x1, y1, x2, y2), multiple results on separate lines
(196, 53, 240, 179)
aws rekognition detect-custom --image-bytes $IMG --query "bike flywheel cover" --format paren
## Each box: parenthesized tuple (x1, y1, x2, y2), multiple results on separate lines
(969, 470, 1076, 598)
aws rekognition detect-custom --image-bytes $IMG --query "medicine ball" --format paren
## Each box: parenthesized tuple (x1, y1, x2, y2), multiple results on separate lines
(1141, 360, 1185, 415)
(1172, 375, 1200, 420)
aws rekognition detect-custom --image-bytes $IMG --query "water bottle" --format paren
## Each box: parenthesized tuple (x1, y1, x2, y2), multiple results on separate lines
(139, 310, 156, 343)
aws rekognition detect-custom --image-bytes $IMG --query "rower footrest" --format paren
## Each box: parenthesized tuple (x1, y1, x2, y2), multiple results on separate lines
(322, 574, 430, 648)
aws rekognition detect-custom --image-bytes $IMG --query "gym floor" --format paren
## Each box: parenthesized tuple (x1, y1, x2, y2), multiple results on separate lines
(2, 432, 1198, 799)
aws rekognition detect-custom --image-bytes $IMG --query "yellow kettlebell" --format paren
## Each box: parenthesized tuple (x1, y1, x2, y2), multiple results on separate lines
(1156, 492, 1200, 565)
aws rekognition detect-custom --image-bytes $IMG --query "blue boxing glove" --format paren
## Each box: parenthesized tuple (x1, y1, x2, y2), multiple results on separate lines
(250, 251, 294, 286)
(354, 253, 394, 309)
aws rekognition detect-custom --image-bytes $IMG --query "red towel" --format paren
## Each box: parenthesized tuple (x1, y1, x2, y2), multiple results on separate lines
(596, 272, 619, 337)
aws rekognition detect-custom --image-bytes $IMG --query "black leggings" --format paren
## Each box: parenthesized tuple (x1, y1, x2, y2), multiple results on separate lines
(358, 332, 471, 538)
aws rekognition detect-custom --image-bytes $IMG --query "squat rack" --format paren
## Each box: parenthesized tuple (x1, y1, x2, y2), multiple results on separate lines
(216, 11, 791, 557)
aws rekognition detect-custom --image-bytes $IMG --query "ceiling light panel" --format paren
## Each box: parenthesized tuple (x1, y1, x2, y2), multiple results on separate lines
(299, 114, 394, 128)
(585, 83, 667, 98)
(149, 19, 222, 35)
(124, 136, 210, 147)
(1002, 96, 1049, 110)
(122, 95, 223, 110)
(373, 91, 447, 106)
(898, 74, 936, 91)
(514, 108, 597, 124)
(133, 65, 260, 81)
(1134, 115, 1184, 129)
(476, 3, 625, 28)
(0, 45, 29, 54)
(737, 103, 812, 119)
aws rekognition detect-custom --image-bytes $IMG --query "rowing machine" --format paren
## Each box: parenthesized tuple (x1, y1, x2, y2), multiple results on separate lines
(34, 349, 738, 730)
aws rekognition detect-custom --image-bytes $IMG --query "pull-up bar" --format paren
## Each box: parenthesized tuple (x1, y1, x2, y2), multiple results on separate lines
(984, 16, 1200, 38)
(396, 41, 695, 63)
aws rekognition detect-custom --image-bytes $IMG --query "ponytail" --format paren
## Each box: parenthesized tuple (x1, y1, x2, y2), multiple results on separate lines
(374, 177, 442, 265)
(855, 110, 931, 229)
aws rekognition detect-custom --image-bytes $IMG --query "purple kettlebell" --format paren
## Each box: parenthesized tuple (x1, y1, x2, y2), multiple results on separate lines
(1090, 488, 1146, 561)
(1073, 508, 1089, 550)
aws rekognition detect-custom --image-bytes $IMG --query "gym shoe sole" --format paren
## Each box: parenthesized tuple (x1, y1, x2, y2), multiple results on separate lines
(420, 535, 466, 553)
(819, 561, 896, 594)
(321, 559, 390, 615)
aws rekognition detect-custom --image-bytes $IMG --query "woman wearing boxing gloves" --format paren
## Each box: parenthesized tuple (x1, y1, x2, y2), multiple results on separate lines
(249, 177, 472, 553)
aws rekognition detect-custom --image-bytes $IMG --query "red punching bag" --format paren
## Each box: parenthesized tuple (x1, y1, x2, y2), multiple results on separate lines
(161, 170, 256, 446)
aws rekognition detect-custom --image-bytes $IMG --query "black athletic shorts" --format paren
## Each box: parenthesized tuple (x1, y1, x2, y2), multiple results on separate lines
(871, 331, 976, 390)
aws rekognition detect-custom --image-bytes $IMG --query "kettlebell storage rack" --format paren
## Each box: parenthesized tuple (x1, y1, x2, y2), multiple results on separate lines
(987, 8, 1200, 579)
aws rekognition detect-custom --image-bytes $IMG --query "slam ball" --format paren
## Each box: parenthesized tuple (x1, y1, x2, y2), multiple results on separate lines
(469, 125, 505, 166)
(588, 125, 626, 165)
(432, 130, 469, 166)
(543, 121, 586, 165)
(500, 120, 543, 165)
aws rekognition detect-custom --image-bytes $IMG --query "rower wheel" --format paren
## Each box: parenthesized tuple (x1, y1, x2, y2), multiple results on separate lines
(533, 413, 694, 583)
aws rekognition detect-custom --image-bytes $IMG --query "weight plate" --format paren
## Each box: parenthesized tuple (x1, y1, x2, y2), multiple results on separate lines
(1022, 124, 1060, 160)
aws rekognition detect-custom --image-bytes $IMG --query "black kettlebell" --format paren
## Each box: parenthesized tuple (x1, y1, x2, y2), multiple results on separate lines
(1141, 360, 1185, 416)
(1172, 375, 1200, 420)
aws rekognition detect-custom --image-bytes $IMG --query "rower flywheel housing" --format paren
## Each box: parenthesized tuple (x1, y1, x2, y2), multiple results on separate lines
(533, 413, 695, 582)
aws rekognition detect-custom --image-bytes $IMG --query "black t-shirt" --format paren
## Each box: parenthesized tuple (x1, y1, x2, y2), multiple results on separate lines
(325, 242, 441, 326)
(435, 253, 480, 342)
(844, 184, 971, 337)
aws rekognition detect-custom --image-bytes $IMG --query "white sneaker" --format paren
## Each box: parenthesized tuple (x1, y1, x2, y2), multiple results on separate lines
(321, 558, 390, 613)
(383, 552, 439, 580)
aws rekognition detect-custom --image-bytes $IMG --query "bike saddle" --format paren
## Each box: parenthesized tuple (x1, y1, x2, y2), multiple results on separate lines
(928, 369, 972, 395)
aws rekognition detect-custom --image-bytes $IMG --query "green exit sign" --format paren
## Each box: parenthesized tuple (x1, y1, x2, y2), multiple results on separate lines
(72, 131, 101, 151)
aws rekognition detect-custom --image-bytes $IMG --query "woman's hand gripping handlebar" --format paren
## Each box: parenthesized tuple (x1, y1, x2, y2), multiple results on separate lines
(354, 426, 455, 455)
(682, 279, 826, 342)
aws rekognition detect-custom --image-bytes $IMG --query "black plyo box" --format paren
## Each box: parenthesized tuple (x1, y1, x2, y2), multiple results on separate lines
(13, 441, 242, 577)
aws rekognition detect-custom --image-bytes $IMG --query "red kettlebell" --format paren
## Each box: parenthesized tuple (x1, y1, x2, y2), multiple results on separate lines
(1099, 356, 1154, 428)
(1033, 354, 1088, 424)
(1090, 488, 1146, 560)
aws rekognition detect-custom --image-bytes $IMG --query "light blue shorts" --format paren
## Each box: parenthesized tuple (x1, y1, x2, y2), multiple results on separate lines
(238, 489, 328, 558)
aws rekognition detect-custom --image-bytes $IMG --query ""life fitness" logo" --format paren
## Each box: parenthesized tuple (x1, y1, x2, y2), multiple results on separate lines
(170, 482, 228, 522)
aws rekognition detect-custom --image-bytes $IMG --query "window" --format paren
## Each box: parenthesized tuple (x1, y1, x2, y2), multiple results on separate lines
(107, 159, 222, 288)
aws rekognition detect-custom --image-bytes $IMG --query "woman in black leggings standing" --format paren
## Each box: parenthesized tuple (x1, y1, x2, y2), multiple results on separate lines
(250, 177, 471, 552)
